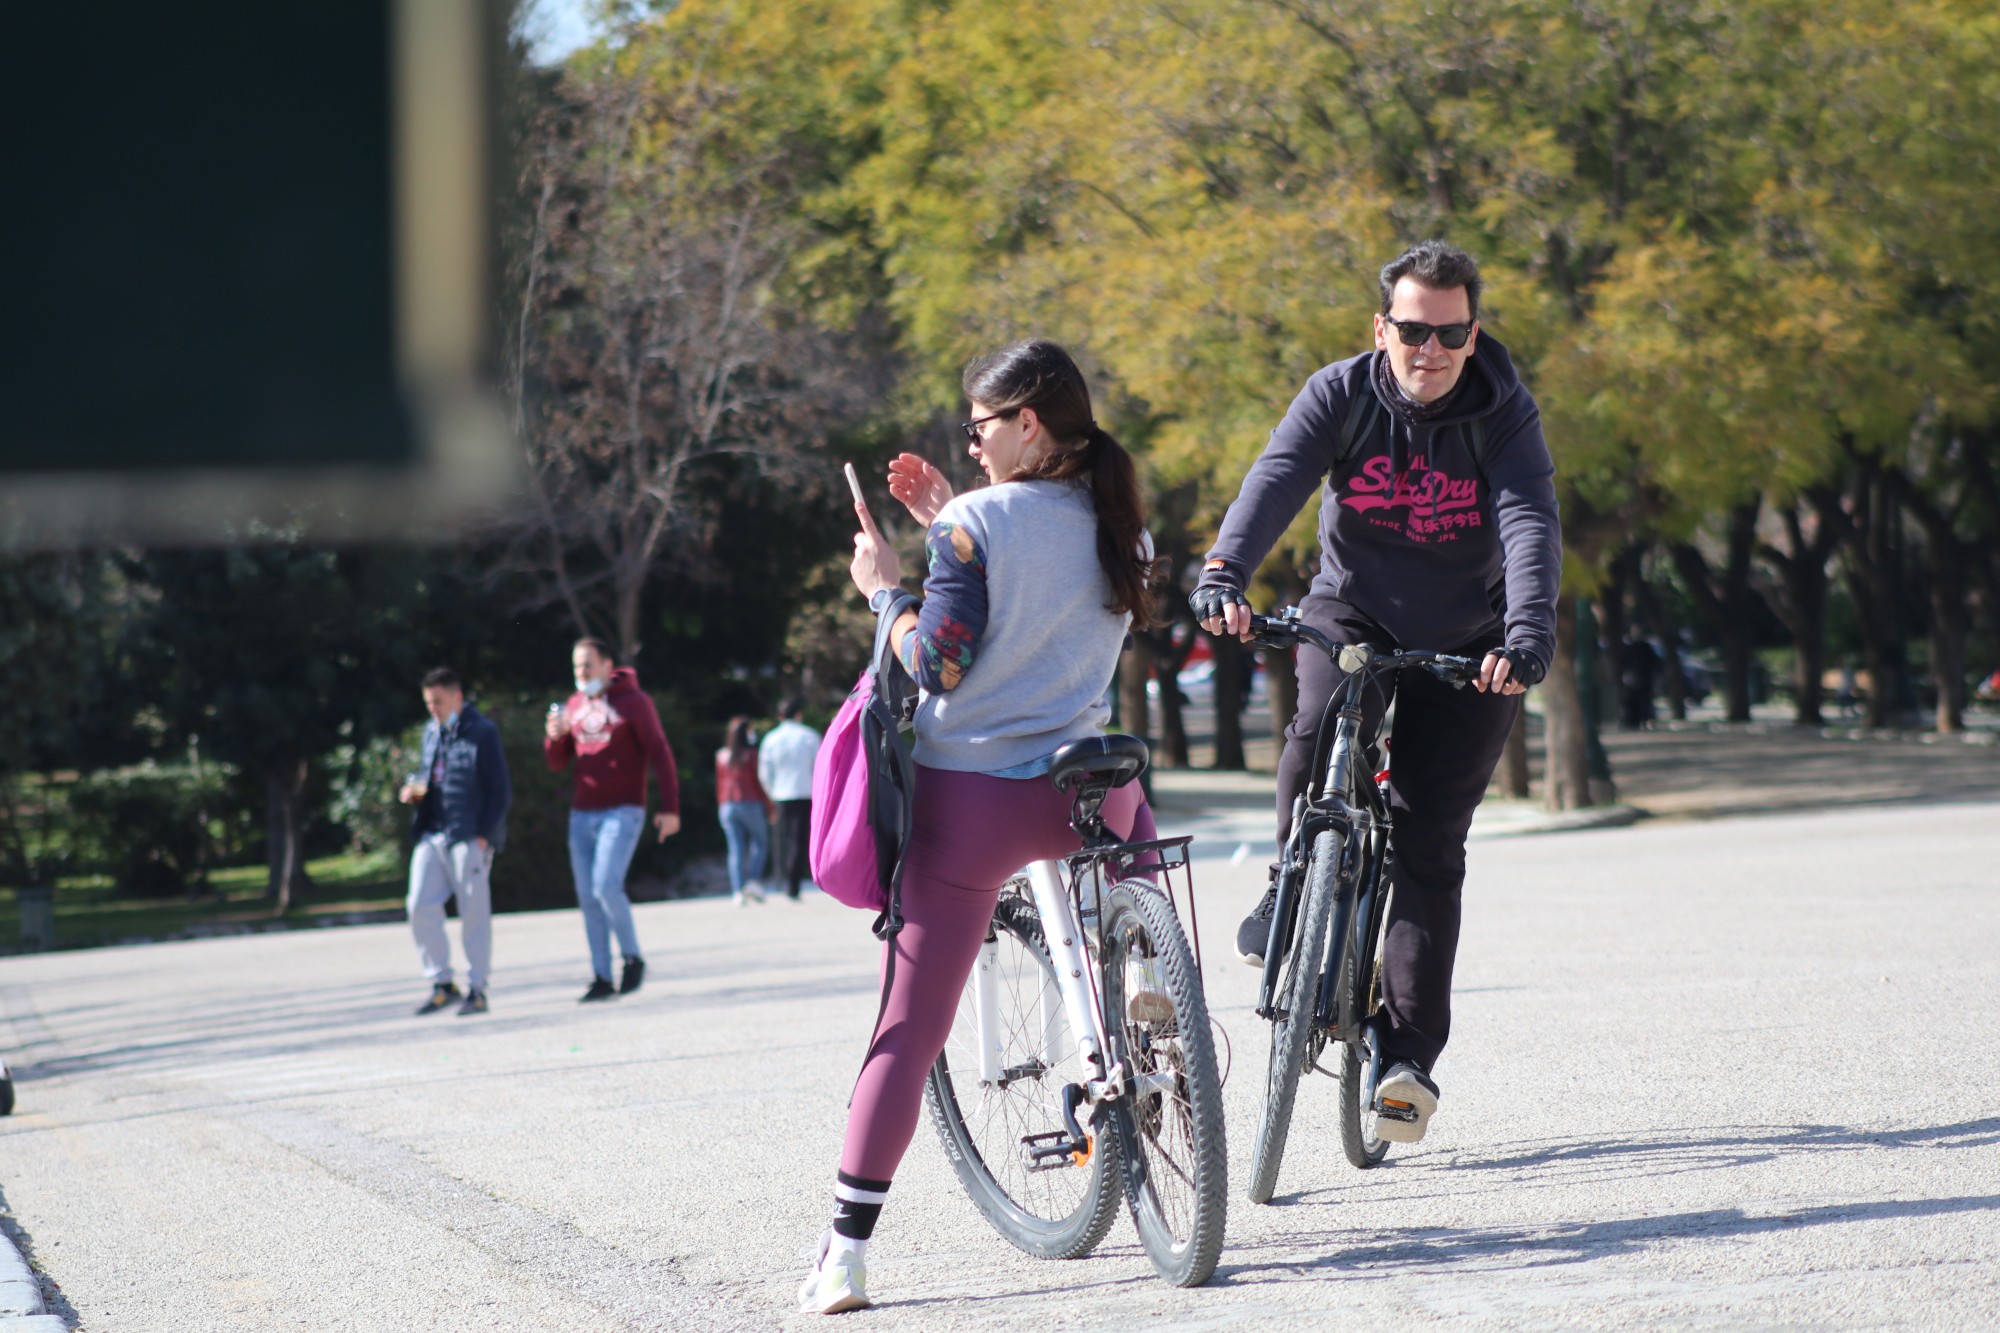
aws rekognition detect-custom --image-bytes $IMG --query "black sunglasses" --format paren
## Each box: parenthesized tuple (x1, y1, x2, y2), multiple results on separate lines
(1383, 315, 1476, 350)
(961, 410, 1016, 442)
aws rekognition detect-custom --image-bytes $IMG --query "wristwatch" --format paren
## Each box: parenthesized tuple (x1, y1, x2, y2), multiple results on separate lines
(869, 586, 898, 616)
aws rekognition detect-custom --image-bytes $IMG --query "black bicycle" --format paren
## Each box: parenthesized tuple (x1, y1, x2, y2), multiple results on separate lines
(1241, 608, 1479, 1203)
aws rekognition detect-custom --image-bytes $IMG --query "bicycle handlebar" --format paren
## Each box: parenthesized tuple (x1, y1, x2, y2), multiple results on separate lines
(1245, 610, 1481, 687)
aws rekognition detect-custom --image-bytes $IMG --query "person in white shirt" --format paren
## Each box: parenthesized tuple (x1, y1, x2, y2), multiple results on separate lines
(757, 698, 822, 900)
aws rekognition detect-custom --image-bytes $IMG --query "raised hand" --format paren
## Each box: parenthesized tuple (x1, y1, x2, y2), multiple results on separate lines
(887, 452, 954, 527)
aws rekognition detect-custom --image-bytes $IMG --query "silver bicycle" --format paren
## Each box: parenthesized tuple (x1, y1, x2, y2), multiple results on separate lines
(922, 735, 1228, 1287)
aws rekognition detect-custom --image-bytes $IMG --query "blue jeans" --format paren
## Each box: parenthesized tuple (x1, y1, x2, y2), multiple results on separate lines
(718, 801, 769, 895)
(568, 806, 646, 982)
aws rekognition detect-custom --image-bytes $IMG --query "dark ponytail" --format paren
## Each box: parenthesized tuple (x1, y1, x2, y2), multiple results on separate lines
(961, 340, 1159, 628)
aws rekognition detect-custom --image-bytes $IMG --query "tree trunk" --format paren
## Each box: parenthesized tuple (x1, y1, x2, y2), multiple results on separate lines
(1633, 556, 1687, 720)
(1928, 576, 1967, 734)
(1210, 633, 1247, 770)
(1263, 569, 1307, 756)
(1498, 703, 1530, 799)
(1140, 617, 1200, 768)
(1758, 499, 1836, 726)
(1595, 552, 1632, 727)
(1117, 642, 1151, 742)
(1267, 642, 1299, 754)
(1543, 597, 1595, 811)
(1672, 499, 1761, 723)
(1825, 458, 1909, 729)
(615, 569, 644, 664)
(264, 758, 312, 915)
(1891, 476, 1968, 734)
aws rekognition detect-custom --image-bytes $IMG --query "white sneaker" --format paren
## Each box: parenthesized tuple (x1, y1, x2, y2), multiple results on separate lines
(1373, 1063, 1439, 1144)
(732, 890, 747, 908)
(796, 1236, 870, 1315)
(746, 881, 768, 903)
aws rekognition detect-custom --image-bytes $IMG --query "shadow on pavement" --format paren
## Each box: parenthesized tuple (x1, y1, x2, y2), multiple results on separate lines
(1266, 1118, 2000, 1206)
(4, 942, 876, 1092)
(1210, 1191, 2000, 1283)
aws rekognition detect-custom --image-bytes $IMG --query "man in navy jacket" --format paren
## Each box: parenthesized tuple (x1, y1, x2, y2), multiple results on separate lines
(1193, 241, 1562, 1145)
(399, 666, 512, 1016)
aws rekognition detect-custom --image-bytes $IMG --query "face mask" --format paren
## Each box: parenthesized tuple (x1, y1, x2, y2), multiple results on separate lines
(577, 676, 606, 697)
(441, 711, 459, 730)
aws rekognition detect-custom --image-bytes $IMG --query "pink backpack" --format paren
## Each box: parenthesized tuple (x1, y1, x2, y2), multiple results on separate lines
(810, 592, 920, 933)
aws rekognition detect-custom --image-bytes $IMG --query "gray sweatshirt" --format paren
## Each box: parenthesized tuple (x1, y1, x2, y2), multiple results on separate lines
(1202, 336, 1561, 670)
(911, 479, 1135, 772)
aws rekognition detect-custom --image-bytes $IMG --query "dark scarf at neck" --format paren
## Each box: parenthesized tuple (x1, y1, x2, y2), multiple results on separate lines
(1373, 349, 1465, 424)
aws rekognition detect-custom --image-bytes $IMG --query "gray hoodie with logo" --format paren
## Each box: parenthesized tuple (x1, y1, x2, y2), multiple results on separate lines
(1200, 335, 1562, 671)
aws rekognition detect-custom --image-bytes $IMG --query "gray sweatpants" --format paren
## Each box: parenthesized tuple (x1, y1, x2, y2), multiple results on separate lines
(408, 833, 494, 991)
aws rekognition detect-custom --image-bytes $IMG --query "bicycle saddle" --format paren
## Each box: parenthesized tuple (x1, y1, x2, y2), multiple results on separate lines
(1048, 734, 1150, 794)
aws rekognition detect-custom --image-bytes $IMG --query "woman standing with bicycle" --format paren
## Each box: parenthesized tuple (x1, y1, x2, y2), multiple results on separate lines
(797, 340, 1161, 1315)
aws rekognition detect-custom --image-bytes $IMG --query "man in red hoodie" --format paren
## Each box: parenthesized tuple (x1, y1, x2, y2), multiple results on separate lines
(545, 637, 681, 1002)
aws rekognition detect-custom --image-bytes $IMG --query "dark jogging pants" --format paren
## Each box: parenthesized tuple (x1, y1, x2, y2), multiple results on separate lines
(773, 799, 812, 898)
(1275, 590, 1519, 1073)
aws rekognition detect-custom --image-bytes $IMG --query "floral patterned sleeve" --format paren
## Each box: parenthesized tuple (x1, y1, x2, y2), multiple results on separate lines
(899, 518, 988, 692)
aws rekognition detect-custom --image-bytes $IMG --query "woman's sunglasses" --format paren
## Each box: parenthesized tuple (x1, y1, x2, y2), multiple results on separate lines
(961, 410, 1016, 442)
(1383, 316, 1476, 350)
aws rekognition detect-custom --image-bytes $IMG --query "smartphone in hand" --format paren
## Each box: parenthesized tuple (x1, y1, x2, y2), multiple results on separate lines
(843, 462, 881, 536)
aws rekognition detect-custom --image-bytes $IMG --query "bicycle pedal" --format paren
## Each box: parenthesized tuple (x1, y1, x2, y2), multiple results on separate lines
(1375, 1098, 1419, 1123)
(1020, 1129, 1090, 1172)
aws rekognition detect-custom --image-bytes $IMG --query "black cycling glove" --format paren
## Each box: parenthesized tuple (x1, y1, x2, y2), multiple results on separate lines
(1188, 584, 1250, 627)
(1493, 646, 1546, 688)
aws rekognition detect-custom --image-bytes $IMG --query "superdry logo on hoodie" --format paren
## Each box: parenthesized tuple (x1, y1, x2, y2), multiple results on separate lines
(1340, 455, 1484, 543)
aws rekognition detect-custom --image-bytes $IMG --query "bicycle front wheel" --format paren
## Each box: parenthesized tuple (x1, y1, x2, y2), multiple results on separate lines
(1100, 881, 1228, 1287)
(1246, 828, 1341, 1204)
(925, 889, 1122, 1259)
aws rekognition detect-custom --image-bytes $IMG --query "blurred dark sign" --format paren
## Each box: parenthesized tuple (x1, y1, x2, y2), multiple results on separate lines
(1, 0, 514, 544)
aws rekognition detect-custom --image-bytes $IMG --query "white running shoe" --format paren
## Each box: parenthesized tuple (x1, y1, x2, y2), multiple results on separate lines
(796, 1234, 870, 1315)
(1373, 1062, 1439, 1144)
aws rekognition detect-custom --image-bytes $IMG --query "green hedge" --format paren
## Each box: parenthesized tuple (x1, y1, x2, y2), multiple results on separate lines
(21, 763, 252, 896)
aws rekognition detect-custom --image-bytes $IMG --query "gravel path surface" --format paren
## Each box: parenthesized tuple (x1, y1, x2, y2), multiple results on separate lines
(3, 800, 1997, 1330)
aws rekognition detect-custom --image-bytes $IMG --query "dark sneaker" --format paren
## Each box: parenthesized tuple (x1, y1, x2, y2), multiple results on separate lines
(456, 989, 488, 1017)
(619, 957, 646, 995)
(415, 982, 461, 1016)
(1235, 867, 1286, 967)
(579, 977, 617, 1003)
(1374, 1062, 1440, 1143)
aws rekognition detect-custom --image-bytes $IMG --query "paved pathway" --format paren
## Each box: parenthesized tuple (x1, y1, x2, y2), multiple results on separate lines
(4, 793, 1997, 1329)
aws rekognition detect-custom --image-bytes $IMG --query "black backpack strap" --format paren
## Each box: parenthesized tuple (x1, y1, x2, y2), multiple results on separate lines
(851, 588, 921, 1104)
(1334, 382, 1382, 479)
(1462, 414, 1489, 484)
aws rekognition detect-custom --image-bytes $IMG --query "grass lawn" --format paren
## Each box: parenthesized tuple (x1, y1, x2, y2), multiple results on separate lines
(2, 847, 407, 954)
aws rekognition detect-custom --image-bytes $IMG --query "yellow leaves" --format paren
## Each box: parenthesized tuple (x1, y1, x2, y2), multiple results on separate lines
(571, 0, 2000, 570)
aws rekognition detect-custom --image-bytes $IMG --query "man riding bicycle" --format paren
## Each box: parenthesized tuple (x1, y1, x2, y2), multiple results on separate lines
(1192, 240, 1562, 1144)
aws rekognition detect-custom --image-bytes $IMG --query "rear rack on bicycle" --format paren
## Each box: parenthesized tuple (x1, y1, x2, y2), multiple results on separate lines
(1062, 836, 1205, 977)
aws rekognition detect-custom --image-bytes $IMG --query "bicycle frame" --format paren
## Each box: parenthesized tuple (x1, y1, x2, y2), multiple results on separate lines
(1249, 620, 1475, 1030)
(970, 830, 1201, 1118)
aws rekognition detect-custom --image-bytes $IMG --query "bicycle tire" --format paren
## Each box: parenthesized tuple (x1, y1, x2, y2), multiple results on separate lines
(1100, 881, 1228, 1287)
(1245, 828, 1341, 1205)
(925, 891, 1123, 1259)
(1338, 877, 1392, 1168)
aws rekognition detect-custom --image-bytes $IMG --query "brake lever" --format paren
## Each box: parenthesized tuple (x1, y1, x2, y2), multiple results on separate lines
(1426, 659, 1475, 689)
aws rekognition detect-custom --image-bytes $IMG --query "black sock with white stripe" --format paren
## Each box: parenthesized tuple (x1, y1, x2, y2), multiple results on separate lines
(828, 1171, 891, 1261)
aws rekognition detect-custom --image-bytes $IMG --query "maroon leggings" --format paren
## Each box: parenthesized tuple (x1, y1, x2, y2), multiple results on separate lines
(840, 764, 1155, 1183)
